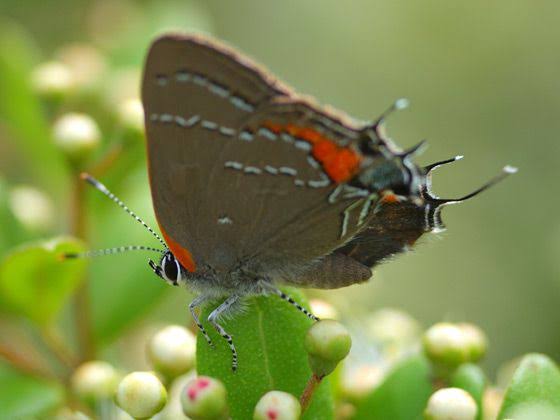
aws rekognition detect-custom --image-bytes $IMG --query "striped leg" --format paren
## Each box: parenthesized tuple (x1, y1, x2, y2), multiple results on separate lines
(340, 199, 363, 238)
(358, 193, 379, 226)
(189, 295, 214, 348)
(270, 287, 319, 322)
(208, 295, 240, 372)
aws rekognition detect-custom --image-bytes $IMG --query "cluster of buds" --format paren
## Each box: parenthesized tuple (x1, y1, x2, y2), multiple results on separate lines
(423, 322, 488, 370)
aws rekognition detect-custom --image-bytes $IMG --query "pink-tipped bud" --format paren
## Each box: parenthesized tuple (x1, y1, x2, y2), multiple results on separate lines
(253, 390, 301, 420)
(180, 376, 228, 420)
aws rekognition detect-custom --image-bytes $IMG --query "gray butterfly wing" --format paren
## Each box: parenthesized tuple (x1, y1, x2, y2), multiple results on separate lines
(142, 34, 372, 279)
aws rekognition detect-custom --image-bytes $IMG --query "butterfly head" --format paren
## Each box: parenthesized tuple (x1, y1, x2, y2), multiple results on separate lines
(150, 250, 187, 286)
(355, 131, 427, 198)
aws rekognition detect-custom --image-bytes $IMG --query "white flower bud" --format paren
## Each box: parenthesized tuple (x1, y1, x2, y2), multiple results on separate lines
(9, 186, 54, 231)
(423, 323, 470, 367)
(457, 323, 488, 361)
(147, 325, 196, 378)
(54, 407, 92, 420)
(424, 388, 477, 420)
(253, 390, 301, 420)
(367, 308, 420, 347)
(31, 61, 75, 97)
(309, 299, 339, 320)
(340, 365, 384, 400)
(53, 113, 100, 160)
(117, 98, 144, 134)
(57, 43, 106, 89)
(71, 360, 119, 402)
(104, 69, 140, 108)
(180, 376, 228, 420)
(115, 371, 167, 419)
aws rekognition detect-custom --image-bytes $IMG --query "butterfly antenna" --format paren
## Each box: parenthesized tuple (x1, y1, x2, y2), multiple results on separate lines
(367, 98, 410, 152)
(424, 155, 464, 173)
(80, 173, 167, 248)
(63, 245, 165, 260)
(374, 98, 410, 127)
(437, 165, 518, 204)
(422, 165, 517, 233)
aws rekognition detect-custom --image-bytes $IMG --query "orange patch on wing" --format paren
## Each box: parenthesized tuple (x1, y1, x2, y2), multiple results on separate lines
(264, 123, 362, 183)
(159, 226, 196, 272)
(381, 194, 400, 204)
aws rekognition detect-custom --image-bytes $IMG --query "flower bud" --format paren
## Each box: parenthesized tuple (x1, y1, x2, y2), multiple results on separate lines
(31, 61, 75, 99)
(424, 388, 477, 420)
(366, 308, 420, 348)
(52, 113, 100, 162)
(115, 371, 167, 419)
(180, 376, 228, 420)
(54, 407, 92, 420)
(147, 325, 196, 379)
(71, 360, 119, 402)
(9, 185, 54, 231)
(253, 390, 301, 420)
(304, 320, 352, 377)
(309, 299, 339, 320)
(423, 323, 470, 368)
(340, 365, 384, 400)
(117, 98, 144, 136)
(457, 323, 487, 362)
(57, 43, 106, 90)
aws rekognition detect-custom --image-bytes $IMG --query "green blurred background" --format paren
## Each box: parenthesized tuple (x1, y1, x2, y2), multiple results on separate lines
(0, 0, 557, 379)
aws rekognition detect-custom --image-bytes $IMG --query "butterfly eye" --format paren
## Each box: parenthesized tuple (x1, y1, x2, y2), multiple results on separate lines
(161, 252, 181, 284)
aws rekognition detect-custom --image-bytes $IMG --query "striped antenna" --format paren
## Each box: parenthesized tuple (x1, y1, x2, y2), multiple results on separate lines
(63, 245, 165, 260)
(373, 98, 410, 127)
(80, 173, 167, 248)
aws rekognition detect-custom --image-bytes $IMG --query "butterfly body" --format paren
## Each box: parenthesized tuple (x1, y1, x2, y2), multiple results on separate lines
(64, 33, 517, 371)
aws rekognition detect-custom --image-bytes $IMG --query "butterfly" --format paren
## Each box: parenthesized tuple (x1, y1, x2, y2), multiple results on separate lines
(69, 34, 515, 371)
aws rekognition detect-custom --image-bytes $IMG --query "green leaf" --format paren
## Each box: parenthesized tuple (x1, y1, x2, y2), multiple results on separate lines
(498, 353, 560, 420)
(353, 354, 432, 420)
(0, 236, 86, 325)
(196, 288, 334, 420)
(0, 362, 64, 418)
(0, 20, 67, 194)
(451, 363, 486, 420)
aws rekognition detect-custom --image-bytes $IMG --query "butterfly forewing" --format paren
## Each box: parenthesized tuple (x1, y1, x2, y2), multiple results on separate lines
(142, 35, 378, 277)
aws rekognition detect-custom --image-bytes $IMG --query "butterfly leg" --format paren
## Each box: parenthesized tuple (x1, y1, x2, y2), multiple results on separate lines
(208, 295, 240, 372)
(341, 199, 364, 238)
(259, 282, 319, 321)
(357, 193, 379, 226)
(189, 295, 214, 348)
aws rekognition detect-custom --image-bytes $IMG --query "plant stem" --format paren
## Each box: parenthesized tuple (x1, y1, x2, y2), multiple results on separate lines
(300, 373, 322, 413)
(70, 173, 95, 361)
(0, 345, 58, 381)
(40, 327, 77, 368)
(89, 143, 123, 178)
